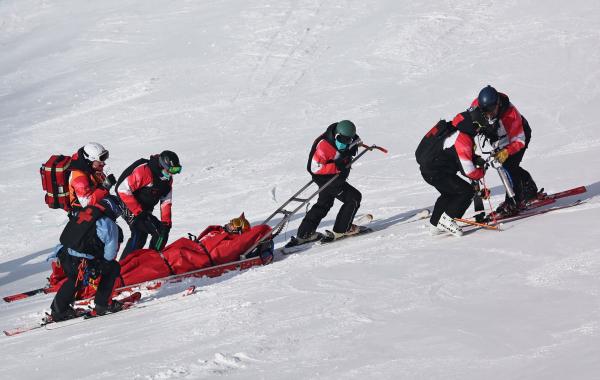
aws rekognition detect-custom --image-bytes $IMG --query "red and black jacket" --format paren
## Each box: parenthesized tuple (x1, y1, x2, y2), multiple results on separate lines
(424, 111, 484, 180)
(116, 155, 173, 225)
(471, 93, 531, 155)
(306, 123, 359, 181)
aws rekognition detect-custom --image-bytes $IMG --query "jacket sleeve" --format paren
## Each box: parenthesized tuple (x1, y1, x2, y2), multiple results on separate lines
(454, 133, 484, 180)
(311, 140, 340, 175)
(159, 187, 173, 226)
(70, 173, 108, 208)
(117, 164, 153, 216)
(96, 217, 119, 261)
(500, 105, 526, 155)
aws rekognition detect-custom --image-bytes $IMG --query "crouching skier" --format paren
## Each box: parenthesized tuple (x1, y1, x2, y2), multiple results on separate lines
(49, 195, 124, 321)
(471, 85, 539, 215)
(417, 109, 488, 236)
(116, 150, 182, 260)
(290, 120, 362, 246)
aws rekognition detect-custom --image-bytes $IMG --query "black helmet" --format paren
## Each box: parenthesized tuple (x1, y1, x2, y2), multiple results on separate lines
(158, 150, 182, 175)
(99, 195, 123, 220)
(478, 85, 499, 113)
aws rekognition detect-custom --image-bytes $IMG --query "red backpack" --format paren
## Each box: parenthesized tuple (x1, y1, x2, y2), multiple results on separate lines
(40, 155, 72, 211)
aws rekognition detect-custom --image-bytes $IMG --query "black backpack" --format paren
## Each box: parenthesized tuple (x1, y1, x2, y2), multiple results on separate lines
(415, 120, 453, 167)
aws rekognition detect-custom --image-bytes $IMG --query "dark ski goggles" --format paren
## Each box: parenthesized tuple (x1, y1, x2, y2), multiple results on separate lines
(98, 151, 109, 162)
(335, 133, 354, 145)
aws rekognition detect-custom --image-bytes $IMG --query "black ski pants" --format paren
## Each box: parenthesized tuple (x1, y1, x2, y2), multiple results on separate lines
(422, 171, 475, 226)
(51, 248, 121, 314)
(297, 177, 361, 237)
(121, 213, 166, 260)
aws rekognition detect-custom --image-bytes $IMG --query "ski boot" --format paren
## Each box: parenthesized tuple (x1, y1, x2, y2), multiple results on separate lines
(85, 300, 124, 319)
(47, 306, 84, 323)
(321, 224, 362, 243)
(436, 213, 463, 237)
(285, 231, 323, 248)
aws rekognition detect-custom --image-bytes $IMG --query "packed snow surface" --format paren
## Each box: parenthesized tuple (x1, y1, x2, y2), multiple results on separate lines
(1, 0, 599, 379)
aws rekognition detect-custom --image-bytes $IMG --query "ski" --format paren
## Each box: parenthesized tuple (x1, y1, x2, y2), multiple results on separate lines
(319, 225, 373, 244)
(80, 291, 142, 320)
(281, 213, 374, 254)
(280, 233, 325, 255)
(3, 287, 52, 303)
(523, 185, 586, 208)
(489, 199, 585, 225)
(3, 291, 142, 336)
(484, 185, 586, 222)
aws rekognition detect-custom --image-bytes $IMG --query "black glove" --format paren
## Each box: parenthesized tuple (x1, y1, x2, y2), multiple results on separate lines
(102, 174, 117, 190)
(334, 157, 349, 171)
(473, 155, 486, 168)
(133, 211, 161, 234)
(469, 108, 488, 131)
(481, 123, 499, 143)
(149, 222, 171, 251)
(131, 211, 150, 227)
(334, 150, 353, 171)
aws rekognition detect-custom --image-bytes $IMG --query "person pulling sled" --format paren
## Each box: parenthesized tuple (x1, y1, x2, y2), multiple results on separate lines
(288, 120, 362, 246)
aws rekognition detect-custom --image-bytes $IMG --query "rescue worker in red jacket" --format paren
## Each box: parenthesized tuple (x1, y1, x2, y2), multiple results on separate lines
(292, 120, 362, 245)
(471, 85, 538, 214)
(68, 142, 115, 215)
(116, 150, 182, 259)
(420, 109, 487, 236)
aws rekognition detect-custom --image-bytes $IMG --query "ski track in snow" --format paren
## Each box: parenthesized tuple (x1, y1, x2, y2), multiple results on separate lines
(1, 0, 600, 379)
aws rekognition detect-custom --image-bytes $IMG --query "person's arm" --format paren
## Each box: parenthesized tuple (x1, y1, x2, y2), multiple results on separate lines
(96, 217, 119, 261)
(501, 106, 526, 155)
(117, 165, 152, 216)
(454, 133, 485, 180)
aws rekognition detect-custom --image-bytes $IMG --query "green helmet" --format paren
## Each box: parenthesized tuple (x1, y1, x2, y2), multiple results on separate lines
(335, 120, 356, 137)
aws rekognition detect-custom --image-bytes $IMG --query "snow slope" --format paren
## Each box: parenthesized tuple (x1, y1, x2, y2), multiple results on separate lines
(1, 0, 599, 378)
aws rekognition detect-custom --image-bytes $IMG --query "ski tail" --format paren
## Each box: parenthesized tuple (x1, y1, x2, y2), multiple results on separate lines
(3, 287, 50, 303)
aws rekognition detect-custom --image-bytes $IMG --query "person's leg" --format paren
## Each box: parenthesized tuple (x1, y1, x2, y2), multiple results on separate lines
(428, 174, 474, 223)
(50, 251, 83, 319)
(423, 172, 474, 225)
(121, 225, 149, 260)
(94, 261, 121, 312)
(503, 149, 527, 204)
(297, 190, 336, 238)
(332, 183, 362, 233)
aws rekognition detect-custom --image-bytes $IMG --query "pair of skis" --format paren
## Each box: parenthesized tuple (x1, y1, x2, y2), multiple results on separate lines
(281, 209, 431, 254)
(4, 285, 197, 336)
(458, 185, 587, 230)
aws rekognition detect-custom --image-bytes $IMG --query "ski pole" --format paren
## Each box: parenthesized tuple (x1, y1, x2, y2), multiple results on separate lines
(475, 138, 498, 224)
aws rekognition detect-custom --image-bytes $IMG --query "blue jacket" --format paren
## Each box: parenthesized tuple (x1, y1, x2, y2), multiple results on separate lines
(51, 217, 119, 261)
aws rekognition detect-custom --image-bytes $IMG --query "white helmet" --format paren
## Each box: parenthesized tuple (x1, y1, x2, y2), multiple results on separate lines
(82, 142, 109, 162)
